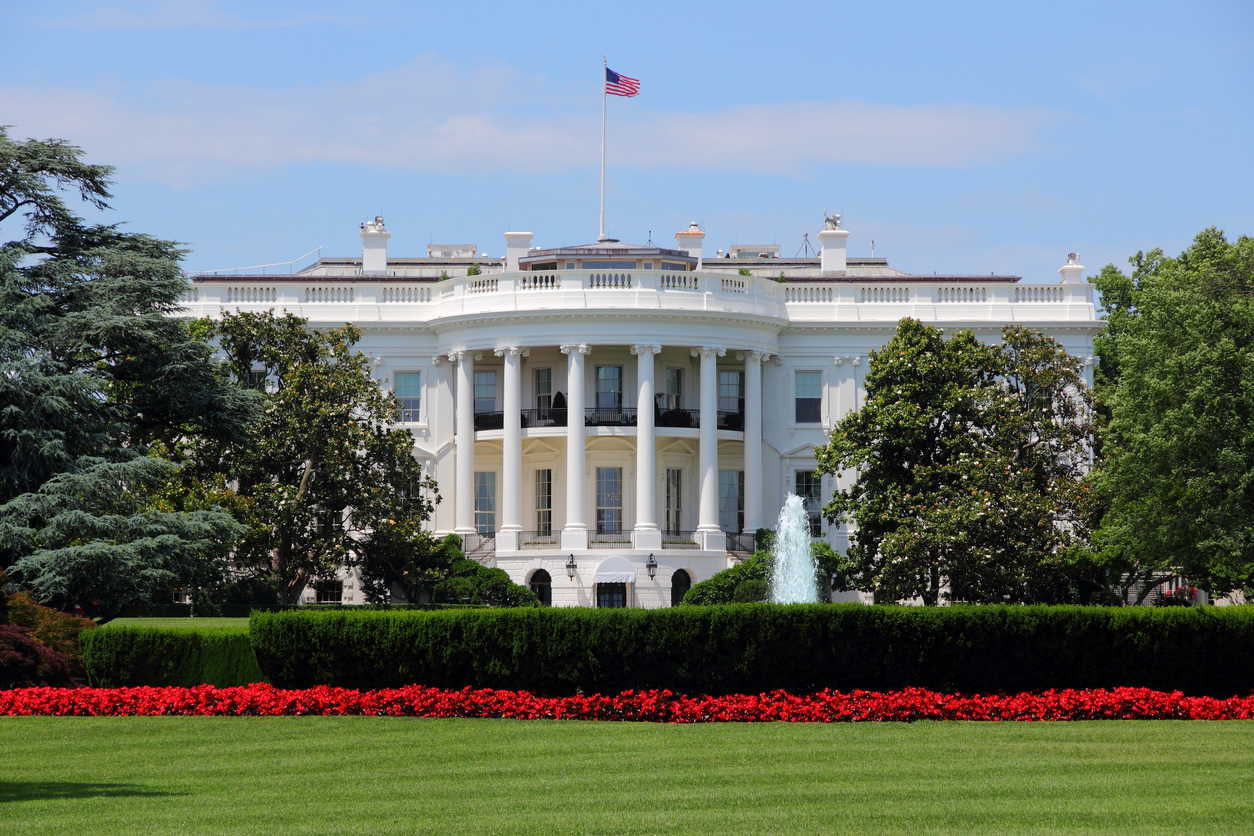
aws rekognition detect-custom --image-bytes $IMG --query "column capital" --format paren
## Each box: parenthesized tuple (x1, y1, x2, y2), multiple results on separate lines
(630, 344, 662, 355)
(447, 350, 468, 363)
(736, 350, 770, 362)
(560, 343, 591, 355)
(494, 346, 531, 358)
(690, 346, 726, 358)
(835, 355, 862, 366)
(431, 355, 444, 365)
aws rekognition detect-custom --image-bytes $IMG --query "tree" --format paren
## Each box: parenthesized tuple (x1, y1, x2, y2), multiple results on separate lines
(190, 311, 439, 604)
(814, 319, 1092, 605)
(0, 128, 256, 617)
(1089, 229, 1254, 601)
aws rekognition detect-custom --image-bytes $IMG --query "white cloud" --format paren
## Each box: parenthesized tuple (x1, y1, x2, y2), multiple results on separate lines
(37, 0, 365, 30)
(1, 55, 1071, 186)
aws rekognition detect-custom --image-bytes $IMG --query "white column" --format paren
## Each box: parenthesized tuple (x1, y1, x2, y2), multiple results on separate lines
(695, 346, 725, 548)
(453, 350, 474, 534)
(632, 344, 662, 549)
(497, 346, 526, 550)
(743, 351, 764, 533)
(561, 343, 590, 550)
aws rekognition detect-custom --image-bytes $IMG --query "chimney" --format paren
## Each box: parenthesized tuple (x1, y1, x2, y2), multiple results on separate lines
(817, 213, 849, 274)
(674, 221, 705, 266)
(1058, 252, 1085, 283)
(503, 231, 533, 272)
(360, 216, 389, 275)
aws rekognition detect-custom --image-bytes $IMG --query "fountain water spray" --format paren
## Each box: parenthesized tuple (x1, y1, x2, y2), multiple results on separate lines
(769, 493, 820, 604)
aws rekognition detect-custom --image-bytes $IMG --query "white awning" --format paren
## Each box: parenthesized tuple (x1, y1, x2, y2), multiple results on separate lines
(593, 556, 637, 584)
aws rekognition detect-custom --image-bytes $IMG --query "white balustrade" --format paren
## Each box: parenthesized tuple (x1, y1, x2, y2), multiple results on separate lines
(589, 272, 632, 289)
(660, 273, 698, 290)
(303, 286, 354, 303)
(379, 286, 433, 303)
(467, 278, 499, 294)
(520, 273, 561, 290)
(937, 286, 988, 303)
(226, 286, 278, 303)
(860, 286, 910, 303)
(784, 285, 834, 303)
(1015, 285, 1066, 303)
(721, 278, 748, 294)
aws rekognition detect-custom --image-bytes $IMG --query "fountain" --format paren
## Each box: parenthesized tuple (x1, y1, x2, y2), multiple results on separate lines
(769, 493, 820, 604)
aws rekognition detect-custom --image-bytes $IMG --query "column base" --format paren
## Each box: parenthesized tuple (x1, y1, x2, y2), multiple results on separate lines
(495, 529, 520, 551)
(560, 527, 588, 550)
(631, 527, 662, 550)
(696, 528, 725, 551)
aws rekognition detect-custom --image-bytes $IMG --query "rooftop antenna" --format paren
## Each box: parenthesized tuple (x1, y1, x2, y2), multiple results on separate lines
(871, 240, 875, 257)
(646, 230, 654, 246)
(796, 231, 817, 257)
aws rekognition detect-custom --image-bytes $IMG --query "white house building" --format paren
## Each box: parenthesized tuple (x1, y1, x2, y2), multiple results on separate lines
(182, 215, 1100, 609)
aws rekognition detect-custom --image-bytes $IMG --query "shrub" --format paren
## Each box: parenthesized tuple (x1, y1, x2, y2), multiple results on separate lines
(79, 626, 267, 687)
(0, 625, 77, 689)
(5, 593, 97, 678)
(732, 578, 768, 603)
(683, 552, 768, 605)
(248, 604, 1254, 697)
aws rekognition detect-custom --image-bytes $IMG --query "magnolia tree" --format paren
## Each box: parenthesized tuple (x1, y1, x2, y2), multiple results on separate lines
(814, 319, 1093, 605)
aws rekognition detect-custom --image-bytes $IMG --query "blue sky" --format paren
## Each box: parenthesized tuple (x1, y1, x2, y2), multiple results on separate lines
(2, 0, 1251, 281)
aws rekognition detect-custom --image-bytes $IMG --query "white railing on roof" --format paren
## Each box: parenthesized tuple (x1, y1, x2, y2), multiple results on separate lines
(520, 273, 562, 290)
(784, 285, 833, 303)
(304, 286, 354, 303)
(660, 273, 698, 289)
(937, 286, 987, 303)
(1015, 285, 1066, 303)
(860, 286, 910, 303)
(589, 272, 632, 289)
(197, 246, 324, 276)
(225, 286, 278, 303)
(380, 286, 432, 303)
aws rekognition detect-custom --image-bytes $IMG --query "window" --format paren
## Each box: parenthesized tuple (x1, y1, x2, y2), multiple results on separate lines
(663, 368, 683, 410)
(243, 369, 267, 391)
(795, 371, 822, 423)
(395, 371, 421, 422)
(595, 366, 622, 411)
(315, 580, 343, 604)
(666, 468, 683, 535)
(719, 370, 745, 415)
(597, 583, 627, 608)
(596, 467, 623, 534)
(582, 260, 636, 269)
(534, 368, 552, 411)
(795, 470, 822, 538)
(172, 587, 190, 604)
(671, 569, 691, 607)
(529, 569, 552, 606)
(474, 370, 497, 414)
(474, 472, 496, 534)
(719, 470, 745, 534)
(535, 469, 552, 535)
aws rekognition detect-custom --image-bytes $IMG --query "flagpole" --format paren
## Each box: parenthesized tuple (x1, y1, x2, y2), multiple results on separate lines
(598, 56, 607, 243)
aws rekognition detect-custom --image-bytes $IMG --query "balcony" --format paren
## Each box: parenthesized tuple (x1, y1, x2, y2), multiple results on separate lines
(472, 408, 746, 432)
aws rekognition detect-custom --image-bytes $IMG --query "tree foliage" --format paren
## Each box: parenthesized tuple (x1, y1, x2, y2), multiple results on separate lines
(0, 128, 255, 617)
(815, 319, 1093, 605)
(1090, 228, 1254, 600)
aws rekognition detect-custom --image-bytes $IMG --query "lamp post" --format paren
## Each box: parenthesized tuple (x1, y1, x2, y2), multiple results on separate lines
(645, 553, 657, 580)
(566, 554, 578, 580)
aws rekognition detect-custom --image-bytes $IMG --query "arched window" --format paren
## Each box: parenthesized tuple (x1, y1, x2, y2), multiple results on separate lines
(529, 569, 552, 606)
(671, 569, 691, 607)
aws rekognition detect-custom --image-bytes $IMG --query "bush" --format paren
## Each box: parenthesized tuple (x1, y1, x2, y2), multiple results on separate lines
(732, 578, 768, 603)
(0, 624, 77, 688)
(79, 626, 267, 687)
(5, 593, 97, 678)
(683, 552, 768, 605)
(247, 604, 1254, 697)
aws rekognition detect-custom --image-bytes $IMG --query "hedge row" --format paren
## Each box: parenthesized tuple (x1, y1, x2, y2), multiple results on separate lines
(249, 604, 1254, 697)
(80, 626, 267, 688)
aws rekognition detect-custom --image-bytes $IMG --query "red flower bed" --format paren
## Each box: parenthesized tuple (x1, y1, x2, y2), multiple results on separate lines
(2, 685, 1253, 721)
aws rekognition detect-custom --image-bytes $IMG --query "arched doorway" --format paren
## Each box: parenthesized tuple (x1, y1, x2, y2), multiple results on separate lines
(671, 569, 691, 607)
(529, 569, 552, 606)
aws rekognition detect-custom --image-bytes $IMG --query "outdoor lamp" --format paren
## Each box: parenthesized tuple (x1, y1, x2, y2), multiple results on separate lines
(645, 553, 657, 580)
(566, 554, 577, 579)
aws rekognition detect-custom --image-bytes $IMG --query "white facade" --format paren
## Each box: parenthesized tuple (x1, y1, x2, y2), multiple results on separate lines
(184, 217, 1100, 609)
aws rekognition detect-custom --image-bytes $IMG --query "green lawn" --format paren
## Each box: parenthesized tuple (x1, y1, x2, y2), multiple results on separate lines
(101, 617, 251, 630)
(2, 718, 1252, 835)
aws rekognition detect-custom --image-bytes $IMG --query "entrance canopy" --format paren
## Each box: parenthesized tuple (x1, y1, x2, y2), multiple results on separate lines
(593, 556, 637, 584)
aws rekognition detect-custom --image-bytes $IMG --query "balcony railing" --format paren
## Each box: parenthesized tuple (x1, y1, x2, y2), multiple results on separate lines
(473, 408, 747, 432)
(518, 530, 559, 549)
(462, 532, 495, 560)
(726, 531, 757, 555)
(661, 530, 701, 549)
(589, 529, 632, 549)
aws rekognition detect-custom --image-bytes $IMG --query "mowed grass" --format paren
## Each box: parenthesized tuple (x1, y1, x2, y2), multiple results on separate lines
(101, 617, 251, 630)
(2, 718, 1252, 835)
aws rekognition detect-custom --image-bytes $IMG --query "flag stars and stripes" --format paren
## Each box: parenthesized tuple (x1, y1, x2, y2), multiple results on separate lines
(605, 68, 640, 97)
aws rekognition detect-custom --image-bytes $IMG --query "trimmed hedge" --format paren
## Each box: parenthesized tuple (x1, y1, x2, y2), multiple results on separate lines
(249, 603, 1254, 697)
(80, 626, 267, 687)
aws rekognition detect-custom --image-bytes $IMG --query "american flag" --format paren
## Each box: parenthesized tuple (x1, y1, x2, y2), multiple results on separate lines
(605, 67, 640, 97)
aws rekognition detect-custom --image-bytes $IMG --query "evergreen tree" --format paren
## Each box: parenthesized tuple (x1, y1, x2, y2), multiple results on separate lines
(0, 128, 255, 618)
(814, 319, 1092, 605)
